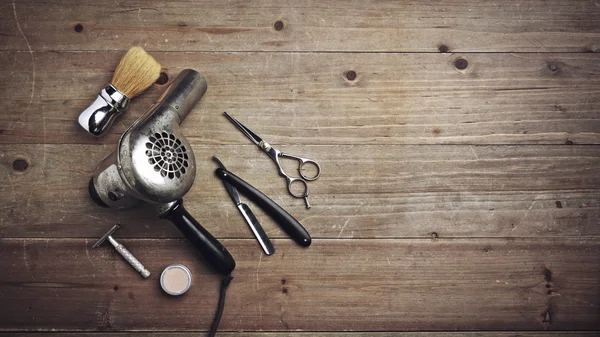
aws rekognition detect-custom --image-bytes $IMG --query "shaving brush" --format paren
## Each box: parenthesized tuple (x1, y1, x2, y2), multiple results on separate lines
(78, 46, 161, 136)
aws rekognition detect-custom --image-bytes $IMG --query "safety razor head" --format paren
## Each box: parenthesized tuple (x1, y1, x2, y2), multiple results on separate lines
(93, 224, 121, 248)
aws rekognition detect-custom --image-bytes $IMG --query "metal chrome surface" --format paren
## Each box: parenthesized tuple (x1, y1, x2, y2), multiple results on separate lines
(93, 224, 151, 279)
(237, 203, 275, 255)
(93, 224, 121, 248)
(223, 112, 322, 208)
(223, 111, 263, 146)
(91, 69, 207, 208)
(108, 236, 151, 279)
(160, 264, 192, 296)
(78, 84, 130, 136)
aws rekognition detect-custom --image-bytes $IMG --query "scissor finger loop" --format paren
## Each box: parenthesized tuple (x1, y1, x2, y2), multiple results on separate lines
(280, 152, 321, 181)
(298, 159, 321, 181)
(286, 177, 309, 198)
(286, 177, 312, 209)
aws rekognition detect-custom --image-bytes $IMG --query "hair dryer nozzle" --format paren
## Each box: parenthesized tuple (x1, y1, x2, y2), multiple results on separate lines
(153, 69, 207, 123)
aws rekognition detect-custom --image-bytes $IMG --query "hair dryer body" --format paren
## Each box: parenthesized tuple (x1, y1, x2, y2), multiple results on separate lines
(89, 69, 236, 275)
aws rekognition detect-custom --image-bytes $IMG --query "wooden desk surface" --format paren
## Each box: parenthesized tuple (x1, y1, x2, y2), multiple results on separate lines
(1, 1, 599, 335)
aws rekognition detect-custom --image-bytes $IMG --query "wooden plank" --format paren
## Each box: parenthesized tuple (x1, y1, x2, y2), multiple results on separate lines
(0, 238, 598, 331)
(5, 333, 600, 336)
(1, 144, 599, 239)
(1, 0, 599, 53)
(1, 52, 599, 146)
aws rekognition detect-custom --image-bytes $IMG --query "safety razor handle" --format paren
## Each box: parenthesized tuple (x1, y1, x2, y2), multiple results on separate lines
(109, 237, 152, 278)
(215, 168, 311, 247)
(162, 199, 236, 275)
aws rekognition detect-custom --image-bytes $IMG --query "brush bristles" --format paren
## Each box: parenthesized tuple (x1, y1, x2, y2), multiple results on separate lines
(111, 46, 161, 98)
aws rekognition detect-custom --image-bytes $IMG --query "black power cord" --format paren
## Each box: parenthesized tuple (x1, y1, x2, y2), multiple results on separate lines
(208, 274, 233, 337)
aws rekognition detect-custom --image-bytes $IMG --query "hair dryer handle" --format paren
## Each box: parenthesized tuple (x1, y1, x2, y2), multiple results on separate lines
(161, 200, 236, 275)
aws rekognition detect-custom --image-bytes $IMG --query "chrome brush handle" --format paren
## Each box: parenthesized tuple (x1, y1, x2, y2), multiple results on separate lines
(78, 85, 129, 136)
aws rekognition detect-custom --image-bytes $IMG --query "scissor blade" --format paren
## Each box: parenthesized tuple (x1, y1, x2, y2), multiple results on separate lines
(223, 112, 264, 146)
(238, 203, 275, 256)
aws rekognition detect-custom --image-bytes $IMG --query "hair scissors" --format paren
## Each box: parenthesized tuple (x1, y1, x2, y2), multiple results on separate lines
(224, 112, 321, 209)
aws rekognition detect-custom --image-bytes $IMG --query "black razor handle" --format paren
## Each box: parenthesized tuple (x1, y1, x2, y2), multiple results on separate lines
(215, 168, 311, 247)
(162, 199, 236, 275)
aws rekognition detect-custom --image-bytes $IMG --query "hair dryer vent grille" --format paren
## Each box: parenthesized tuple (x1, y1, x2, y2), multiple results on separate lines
(145, 132, 189, 179)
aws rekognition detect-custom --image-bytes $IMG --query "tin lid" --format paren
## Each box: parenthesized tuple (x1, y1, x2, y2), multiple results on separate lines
(160, 264, 192, 296)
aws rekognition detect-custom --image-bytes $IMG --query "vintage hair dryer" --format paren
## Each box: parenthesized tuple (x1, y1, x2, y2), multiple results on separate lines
(88, 69, 236, 275)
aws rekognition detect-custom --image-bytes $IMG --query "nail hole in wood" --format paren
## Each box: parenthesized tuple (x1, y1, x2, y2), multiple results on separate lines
(113, 285, 119, 291)
(74, 24, 84, 33)
(12, 158, 29, 172)
(541, 309, 551, 323)
(274, 21, 284, 31)
(455, 58, 468, 70)
(543, 267, 552, 282)
(438, 45, 449, 53)
(156, 72, 169, 85)
(346, 71, 357, 81)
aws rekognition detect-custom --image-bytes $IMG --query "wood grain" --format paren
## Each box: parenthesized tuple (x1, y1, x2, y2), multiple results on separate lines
(1, 0, 599, 53)
(2, 0, 600, 334)
(0, 238, 598, 331)
(1, 51, 599, 145)
(1, 144, 599, 239)
(5, 333, 600, 337)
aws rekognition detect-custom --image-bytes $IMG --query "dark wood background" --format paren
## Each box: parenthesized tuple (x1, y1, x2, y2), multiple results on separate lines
(1, 0, 599, 335)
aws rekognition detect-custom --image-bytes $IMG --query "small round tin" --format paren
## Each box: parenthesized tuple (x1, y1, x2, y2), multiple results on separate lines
(160, 264, 192, 296)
